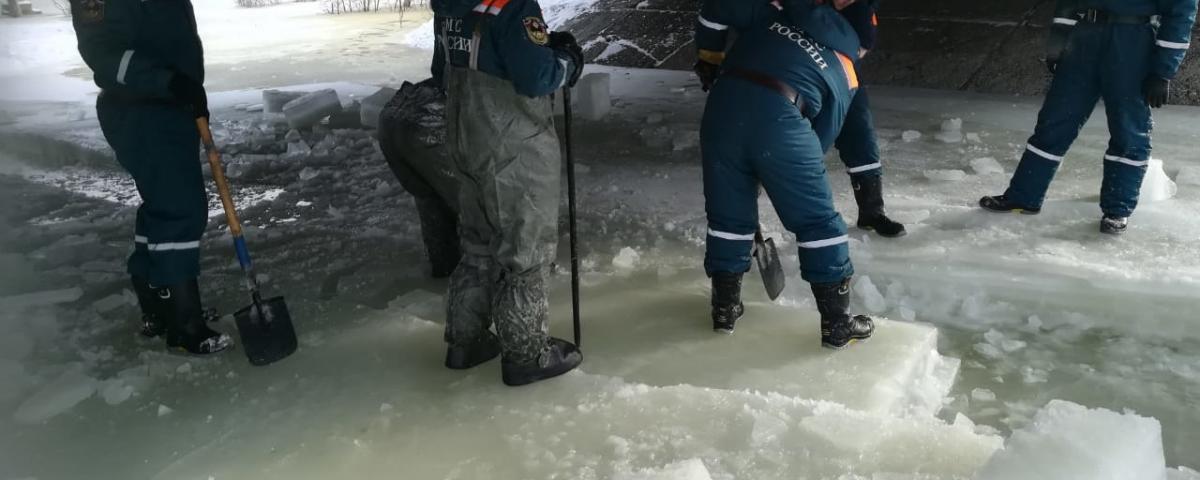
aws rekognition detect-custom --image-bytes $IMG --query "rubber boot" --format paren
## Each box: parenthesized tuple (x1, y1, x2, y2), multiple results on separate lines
(852, 176, 906, 238)
(415, 196, 461, 279)
(979, 195, 1041, 215)
(445, 330, 501, 369)
(161, 279, 233, 355)
(811, 278, 874, 349)
(501, 337, 583, 387)
(1100, 215, 1128, 235)
(493, 270, 582, 386)
(131, 276, 166, 338)
(711, 272, 745, 334)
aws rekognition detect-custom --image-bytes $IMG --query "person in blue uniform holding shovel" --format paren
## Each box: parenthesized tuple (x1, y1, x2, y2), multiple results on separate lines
(69, 0, 232, 354)
(693, 0, 876, 349)
(979, 0, 1197, 235)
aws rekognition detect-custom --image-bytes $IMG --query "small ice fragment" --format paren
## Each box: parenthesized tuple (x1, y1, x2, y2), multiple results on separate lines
(971, 388, 997, 402)
(970, 157, 1005, 175)
(158, 404, 174, 417)
(941, 118, 963, 132)
(901, 130, 922, 142)
(176, 363, 192, 374)
(296, 200, 313, 207)
(853, 276, 887, 313)
(1027, 315, 1043, 330)
(380, 403, 394, 413)
(101, 380, 135, 406)
(612, 247, 640, 270)
(672, 130, 700, 151)
(966, 132, 982, 143)
(299, 167, 321, 181)
(974, 342, 1003, 359)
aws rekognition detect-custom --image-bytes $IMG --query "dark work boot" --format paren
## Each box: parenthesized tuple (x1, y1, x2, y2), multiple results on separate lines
(445, 330, 501, 370)
(415, 196, 461, 278)
(711, 272, 745, 334)
(501, 337, 583, 387)
(161, 279, 233, 355)
(979, 195, 1041, 215)
(811, 278, 875, 349)
(1100, 215, 1128, 235)
(131, 276, 167, 338)
(852, 176, 906, 238)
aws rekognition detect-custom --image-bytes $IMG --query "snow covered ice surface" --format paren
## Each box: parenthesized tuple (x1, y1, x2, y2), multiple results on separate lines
(3, 49, 1200, 478)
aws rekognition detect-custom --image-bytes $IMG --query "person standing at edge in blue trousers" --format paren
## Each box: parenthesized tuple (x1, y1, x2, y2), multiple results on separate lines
(834, 0, 907, 238)
(979, 0, 1197, 235)
(68, 0, 232, 355)
(692, 0, 876, 349)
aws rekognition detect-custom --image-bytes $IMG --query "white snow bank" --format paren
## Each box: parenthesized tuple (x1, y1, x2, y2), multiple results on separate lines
(403, 0, 601, 49)
(978, 400, 1167, 480)
(613, 459, 713, 480)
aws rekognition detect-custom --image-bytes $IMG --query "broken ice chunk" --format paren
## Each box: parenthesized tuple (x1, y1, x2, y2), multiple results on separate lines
(359, 87, 398, 129)
(672, 130, 700, 151)
(282, 89, 342, 129)
(158, 404, 174, 417)
(612, 247, 640, 270)
(262, 89, 307, 113)
(977, 400, 1168, 480)
(13, 367, 98, 424)
(925, 169, 968, 182)
(575, 73, 612, 121)
(970, 157, 1005, 175)
(902, 130, 922, 142)
(1140, 159, 1176, 202)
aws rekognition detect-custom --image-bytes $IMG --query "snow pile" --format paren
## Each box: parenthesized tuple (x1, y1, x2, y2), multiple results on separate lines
(1140, 159, 1177, 202)
(612, 247, 640, 270)
(613, 459, 713, 480)
(978, 400, 1168, 480)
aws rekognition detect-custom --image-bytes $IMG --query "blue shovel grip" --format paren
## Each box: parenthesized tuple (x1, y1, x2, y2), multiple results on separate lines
(233, 236, 254, 270)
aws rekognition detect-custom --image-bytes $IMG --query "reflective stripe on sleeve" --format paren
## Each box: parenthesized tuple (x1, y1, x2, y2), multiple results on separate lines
(798, 235, 849, 249)
(117, 50, 135, 85)
(1027, 144, 1064, 162)
(1053, 17, 1078, 26)
(707, 229, 755, 241)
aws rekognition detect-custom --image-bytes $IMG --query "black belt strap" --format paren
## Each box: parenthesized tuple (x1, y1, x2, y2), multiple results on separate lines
(722, 67, 806, 113)
(1077, 9, 1153, 25)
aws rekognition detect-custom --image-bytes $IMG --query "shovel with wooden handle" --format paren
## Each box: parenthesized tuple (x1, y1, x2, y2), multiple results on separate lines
(197, 117, 298, 366)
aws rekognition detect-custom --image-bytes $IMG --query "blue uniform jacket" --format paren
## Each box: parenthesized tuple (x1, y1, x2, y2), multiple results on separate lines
(432, 0, 572, 98)
(1052, 0, 1197, 79)
(69, 0, 204, 101)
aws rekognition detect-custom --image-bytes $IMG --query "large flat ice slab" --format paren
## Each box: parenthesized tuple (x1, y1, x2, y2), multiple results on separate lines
(568, 274, 959, 417)
(978, 400, 1168, 480)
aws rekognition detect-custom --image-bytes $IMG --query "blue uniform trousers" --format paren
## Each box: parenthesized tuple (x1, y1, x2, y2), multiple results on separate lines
(834, 86, 882, 180)
(97, 94, 207, 286)
(1005, 23, 1155, 217)
(702, 80, 853, 285)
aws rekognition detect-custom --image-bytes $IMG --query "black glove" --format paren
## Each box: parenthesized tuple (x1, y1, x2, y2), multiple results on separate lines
(694, 60, 720, 92)
(1144, 77, 1170, 109)
(168, 73, 209, 119)
(548, 31, 584, 88)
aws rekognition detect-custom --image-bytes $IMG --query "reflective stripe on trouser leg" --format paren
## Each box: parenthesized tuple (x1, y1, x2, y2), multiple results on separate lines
(835, 87, 883, 180)
(1004, 26, 1103, 208)
(1098, 26, 1154, 218)
(109, 103, 206, 286)
(756, 109, 853, 285)
(701, 104, 760, 276)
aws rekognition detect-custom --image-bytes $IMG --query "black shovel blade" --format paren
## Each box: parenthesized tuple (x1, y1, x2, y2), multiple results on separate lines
(234, 296, 298, 366)
(754, 236, 786, 301)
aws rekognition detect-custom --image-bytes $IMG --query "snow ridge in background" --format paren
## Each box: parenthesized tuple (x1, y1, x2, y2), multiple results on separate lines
(402, 0, 600, 50)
